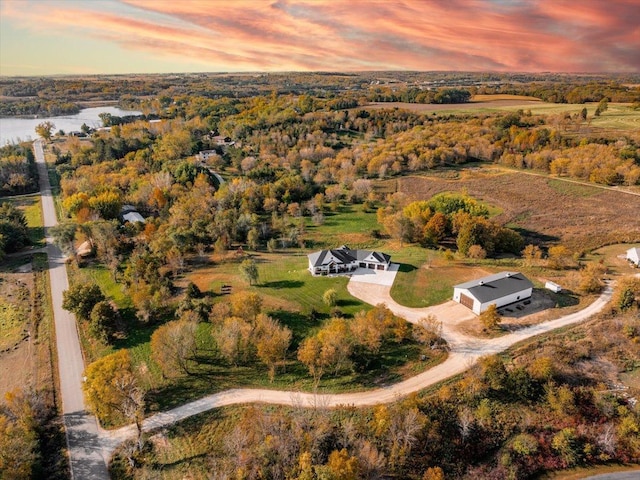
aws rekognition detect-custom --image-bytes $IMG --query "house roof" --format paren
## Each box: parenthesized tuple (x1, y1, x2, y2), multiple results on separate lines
(123, 211, 145, 224)
(308, 246, 390, 267)
(455, 272, 533, 304)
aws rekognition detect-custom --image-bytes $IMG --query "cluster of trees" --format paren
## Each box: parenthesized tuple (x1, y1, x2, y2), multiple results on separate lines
(298, 305, 421, 387)
(368, 87, 471, 104)
(0, 143, 37, 195)
(377, 192, 523, 257)
(0, 202, 30, 259)
(62, 283, 119, 343)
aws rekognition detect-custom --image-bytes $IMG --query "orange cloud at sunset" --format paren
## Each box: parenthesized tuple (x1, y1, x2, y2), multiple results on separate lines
(1, 0, 638, 75)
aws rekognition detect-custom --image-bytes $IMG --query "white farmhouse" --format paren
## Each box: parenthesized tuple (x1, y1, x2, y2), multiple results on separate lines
(626, 247, 640, 267)
(308, 245, 391, 276)
(453, 272, 533, 315)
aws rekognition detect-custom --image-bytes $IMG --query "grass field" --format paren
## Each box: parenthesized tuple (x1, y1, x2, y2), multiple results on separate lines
(1, 193, 45, 248)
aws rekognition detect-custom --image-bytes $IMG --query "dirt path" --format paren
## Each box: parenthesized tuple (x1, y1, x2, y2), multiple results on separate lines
(100, 279, 614, 460)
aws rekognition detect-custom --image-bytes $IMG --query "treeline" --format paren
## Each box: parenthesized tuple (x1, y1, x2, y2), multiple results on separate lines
(368, 87, 472, 104)
(476, 81, 640, 104)
(0, 99, 79, 117)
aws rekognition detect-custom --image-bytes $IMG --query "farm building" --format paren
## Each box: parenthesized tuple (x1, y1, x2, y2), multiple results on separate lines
(453, 272, 533, 315)
(308, 245, 391, 276)
(627, 247, 640, 267)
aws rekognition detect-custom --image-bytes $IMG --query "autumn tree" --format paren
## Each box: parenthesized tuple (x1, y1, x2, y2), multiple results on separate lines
(522, 244, 543, 266)
(83, 349, 145, 427)
(62, 283, 105, 321)
(412, 314, 443, 347)
(213, 316, 253, 366)
(35, 121, 55, 141)
(229, 291, 263, 322)
(239, 258, 259, 285)
(323, 288, 337, 307)
(297, 336, 325, 387)
(479, 304, 501, 330)
(0, 389, 40, 480)
(254, 314, 292, 381)
(150, 319, 198, 377)
(579, 262, 606, 294)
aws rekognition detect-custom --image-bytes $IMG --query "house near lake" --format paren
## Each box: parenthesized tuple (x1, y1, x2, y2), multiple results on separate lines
(308, 245, 391, 276)
(453, 271, 533, 315)
(627, 247, 640, 267)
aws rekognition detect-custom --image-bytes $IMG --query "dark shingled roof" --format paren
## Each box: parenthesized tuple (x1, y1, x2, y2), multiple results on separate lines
(308, 246, 390, 268)
(455, 272, 533, 303)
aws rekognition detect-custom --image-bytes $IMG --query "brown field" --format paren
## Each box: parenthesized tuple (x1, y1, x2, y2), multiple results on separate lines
(364, 97, 542, 113)
(390, 170, 640, 253)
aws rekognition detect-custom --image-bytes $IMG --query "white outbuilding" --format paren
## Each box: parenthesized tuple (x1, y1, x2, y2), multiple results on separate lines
(453, 271, 534, 315)
(626, 247, 640, 267)
(545, 281, 562, 293)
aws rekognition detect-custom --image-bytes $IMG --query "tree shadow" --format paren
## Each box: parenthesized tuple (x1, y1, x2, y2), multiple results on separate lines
(510, 227, 559, 244)
(336, 298, 362, 308)
(260, 280, 304, 289)
(398, 262, 418, 273)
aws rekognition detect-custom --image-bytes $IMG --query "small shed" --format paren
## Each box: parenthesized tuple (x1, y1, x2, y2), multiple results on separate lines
(626, 247, 640, 267)
(545, 281, 562, 293)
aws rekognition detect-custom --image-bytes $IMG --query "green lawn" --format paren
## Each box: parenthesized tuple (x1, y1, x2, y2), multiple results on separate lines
(1, 194, 45, 248)
(304, 203, 381, 250)
(547, 179, 603, 197)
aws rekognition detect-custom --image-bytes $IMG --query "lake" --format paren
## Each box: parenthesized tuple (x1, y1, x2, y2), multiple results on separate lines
(0, 106, 141, 146)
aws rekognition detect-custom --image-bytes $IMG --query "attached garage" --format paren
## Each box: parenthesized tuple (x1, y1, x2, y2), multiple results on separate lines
(453, 272, 534, 315)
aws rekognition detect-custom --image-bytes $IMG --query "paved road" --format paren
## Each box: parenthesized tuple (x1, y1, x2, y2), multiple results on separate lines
(34, 140, 110, 479)
(101, 278, 614, 458)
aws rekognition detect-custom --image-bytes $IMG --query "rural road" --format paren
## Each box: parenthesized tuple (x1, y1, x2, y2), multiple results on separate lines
(34, 138, 618, 474)
(34, 139, 111, 479)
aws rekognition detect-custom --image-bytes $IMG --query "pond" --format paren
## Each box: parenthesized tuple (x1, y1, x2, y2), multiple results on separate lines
(0, 106, 142, 146)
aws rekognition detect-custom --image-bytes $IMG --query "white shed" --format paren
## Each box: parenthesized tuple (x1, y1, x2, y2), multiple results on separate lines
(545, 281, 562, 293)
(627, 247, 640, 267)
(453, 272, 534, 315)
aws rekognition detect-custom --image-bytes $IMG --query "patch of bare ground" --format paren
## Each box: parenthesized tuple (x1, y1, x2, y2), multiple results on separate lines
(396, 172, 640, 252)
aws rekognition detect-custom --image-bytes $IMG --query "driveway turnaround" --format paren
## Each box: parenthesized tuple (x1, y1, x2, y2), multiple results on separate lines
(34, 140, 110, 479)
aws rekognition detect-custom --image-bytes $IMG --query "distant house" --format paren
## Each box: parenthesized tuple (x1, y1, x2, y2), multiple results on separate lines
(198, 150, 218, 162)
(123, 211, 145, 224)
(121, 205, 145, 224)
(627, 247, 640, 267)
(453, 272, 533, 315)
(308, 245, 391, 276)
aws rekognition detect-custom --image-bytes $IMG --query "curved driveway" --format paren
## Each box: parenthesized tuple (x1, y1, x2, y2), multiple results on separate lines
(101, 278, 613, 457)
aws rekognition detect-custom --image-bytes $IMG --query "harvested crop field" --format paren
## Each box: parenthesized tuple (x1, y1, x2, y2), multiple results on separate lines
(364, 97, 542, 113)
(394, 170, 640, 252)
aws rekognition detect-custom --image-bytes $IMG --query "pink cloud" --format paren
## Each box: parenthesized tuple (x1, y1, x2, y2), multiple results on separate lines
(2, 0, 638, 72)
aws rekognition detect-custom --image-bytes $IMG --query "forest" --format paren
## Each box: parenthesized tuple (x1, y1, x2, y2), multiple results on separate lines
(1, 73, 640, 479)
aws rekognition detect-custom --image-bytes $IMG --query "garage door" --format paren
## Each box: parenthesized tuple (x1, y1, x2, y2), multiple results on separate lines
(460, 293, 474, 309)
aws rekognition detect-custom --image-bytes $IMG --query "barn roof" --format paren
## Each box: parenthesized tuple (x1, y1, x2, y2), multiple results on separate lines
(455, 272, 533, 304)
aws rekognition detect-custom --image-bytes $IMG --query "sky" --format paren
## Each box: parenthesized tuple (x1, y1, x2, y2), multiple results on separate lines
(1, 0, 638, 76)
